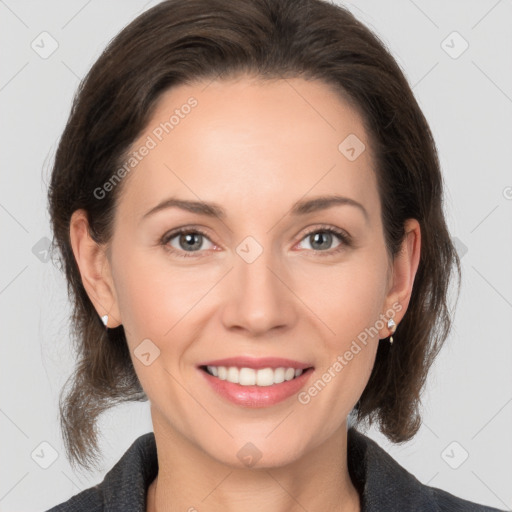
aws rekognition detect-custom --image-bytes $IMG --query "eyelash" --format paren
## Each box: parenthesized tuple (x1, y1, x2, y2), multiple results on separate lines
(160, 225, 352, 259)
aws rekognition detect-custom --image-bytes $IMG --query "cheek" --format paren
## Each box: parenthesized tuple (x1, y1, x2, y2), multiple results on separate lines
(311, 252, 387, 397)
(316, 252, 389, 341)
(112, 249, 205, 339)
(111, 255, 194, 396)
(111, 249, 220, 395)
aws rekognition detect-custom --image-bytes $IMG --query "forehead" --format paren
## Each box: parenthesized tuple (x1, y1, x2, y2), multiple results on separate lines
(116, 76, 380, 225)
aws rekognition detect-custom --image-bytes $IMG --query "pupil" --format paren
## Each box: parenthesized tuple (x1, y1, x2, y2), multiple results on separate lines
(178, 232, 331, 252)
(181, 233, 202, 251)
(311, 231, 331, 250)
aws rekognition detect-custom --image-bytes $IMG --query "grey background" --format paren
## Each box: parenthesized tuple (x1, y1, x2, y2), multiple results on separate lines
(1, 0, 511, 510)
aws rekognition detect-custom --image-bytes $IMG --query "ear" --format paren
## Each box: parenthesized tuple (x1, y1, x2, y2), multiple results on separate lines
(69, 209, 122, 328)
(379, 218, 421, 337)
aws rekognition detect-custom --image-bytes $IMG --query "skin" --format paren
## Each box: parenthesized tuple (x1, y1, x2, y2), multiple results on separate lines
(70, 76, 421, 512)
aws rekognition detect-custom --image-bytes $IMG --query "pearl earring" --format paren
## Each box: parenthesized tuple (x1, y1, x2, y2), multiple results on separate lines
(101, 314, 108, 328)
(387, 318, 396, 344)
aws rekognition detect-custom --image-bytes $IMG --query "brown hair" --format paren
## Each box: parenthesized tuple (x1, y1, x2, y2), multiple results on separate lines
(48, 0, 461, 472)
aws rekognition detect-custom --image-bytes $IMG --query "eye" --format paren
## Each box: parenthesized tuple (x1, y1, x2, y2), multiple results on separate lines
(160, 224, 352, 259)
(295, 225, 352, 255)
(161, 228, 215, 258)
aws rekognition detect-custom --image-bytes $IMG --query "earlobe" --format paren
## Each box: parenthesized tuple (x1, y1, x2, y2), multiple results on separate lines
(69, 209, 122, 328)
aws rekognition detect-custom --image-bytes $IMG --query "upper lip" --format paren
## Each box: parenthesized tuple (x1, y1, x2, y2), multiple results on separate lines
(198, 356, 313, 370)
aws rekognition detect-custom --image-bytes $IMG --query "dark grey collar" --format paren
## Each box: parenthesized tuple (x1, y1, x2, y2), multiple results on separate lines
(346, 427, 503, 511)
(48, 428, 503, 511)
(348, 427, 436, 510)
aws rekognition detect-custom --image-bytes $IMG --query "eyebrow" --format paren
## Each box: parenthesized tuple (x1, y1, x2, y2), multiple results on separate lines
(141, 194, 369, 223)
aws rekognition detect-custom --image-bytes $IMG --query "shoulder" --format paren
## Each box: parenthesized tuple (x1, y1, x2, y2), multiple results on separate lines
(44, 432, 157, 512)
(44, 486, 103, 512)
(427, 485, 505, 511)
(347, 427, 505, 512)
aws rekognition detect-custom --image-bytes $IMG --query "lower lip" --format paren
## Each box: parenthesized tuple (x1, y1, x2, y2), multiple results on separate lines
(199, 367, 314, 407)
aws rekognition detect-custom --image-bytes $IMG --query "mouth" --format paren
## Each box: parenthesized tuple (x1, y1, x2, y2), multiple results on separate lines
(197, 357, 315, 407)
(199, 364, 313, 386)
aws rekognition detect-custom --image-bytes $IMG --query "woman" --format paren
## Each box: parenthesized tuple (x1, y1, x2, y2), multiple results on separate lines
(45, 0, 504, 510)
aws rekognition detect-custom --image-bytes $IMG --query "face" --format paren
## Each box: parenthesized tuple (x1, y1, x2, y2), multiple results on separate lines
(85, 76, 411, 468)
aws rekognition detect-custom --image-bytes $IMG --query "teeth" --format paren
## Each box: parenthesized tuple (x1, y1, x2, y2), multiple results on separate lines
(240, 367, 256, 385)
(227, 367, 238, 382)
(205, 366, 304, 386)
(284, 367, 295, 381)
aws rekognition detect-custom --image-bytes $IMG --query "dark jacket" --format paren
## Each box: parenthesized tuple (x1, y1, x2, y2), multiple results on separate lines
(45, 428, 504, 511)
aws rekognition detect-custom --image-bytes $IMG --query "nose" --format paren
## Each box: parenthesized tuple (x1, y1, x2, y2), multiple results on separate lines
(220, 244, 297, 336)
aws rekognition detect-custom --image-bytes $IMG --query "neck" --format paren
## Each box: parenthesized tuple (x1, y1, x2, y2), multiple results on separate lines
(146, 408, 360, 512)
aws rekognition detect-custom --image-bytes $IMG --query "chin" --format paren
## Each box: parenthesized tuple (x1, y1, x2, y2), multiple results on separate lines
(200, 434, 311, 471)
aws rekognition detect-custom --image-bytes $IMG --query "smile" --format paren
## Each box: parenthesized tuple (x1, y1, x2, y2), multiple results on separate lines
(202, 365, 305, 386)
(198, 358, 315, 407)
